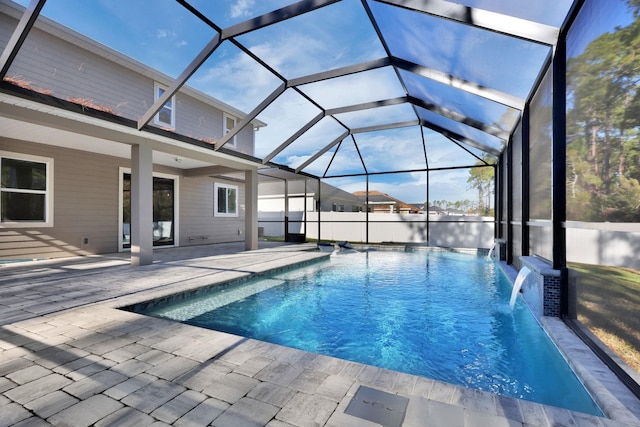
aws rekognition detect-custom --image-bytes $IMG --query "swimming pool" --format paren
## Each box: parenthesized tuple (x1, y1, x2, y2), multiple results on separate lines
(126, 249, 601, 415)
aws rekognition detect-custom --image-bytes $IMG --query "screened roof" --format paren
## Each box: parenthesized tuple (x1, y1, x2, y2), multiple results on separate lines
(1, 0, 574, 179)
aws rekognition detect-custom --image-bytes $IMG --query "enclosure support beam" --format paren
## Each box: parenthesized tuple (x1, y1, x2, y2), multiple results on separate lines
(506, 138, 514, 265)
(521, 107, 530, 257)
(366, 176, 370, 244)
(317, 178, 322, 242)
(494, 158, 500, 240)
(552, 35, 568, 316)
(0, 0, 46, 79)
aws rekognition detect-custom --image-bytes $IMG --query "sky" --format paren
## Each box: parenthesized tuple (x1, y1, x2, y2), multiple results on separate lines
(11, 0, 592, 205)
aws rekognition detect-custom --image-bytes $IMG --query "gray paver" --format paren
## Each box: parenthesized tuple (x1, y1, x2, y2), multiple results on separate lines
(202, 372, 260, 404)
(248, 381, 297, 408)
(0, 358, 34, 376)
(145, 355, 199, 381)
(464, 409, 523, 427)
(234, 355, 275, 377)
(12, 417, 53, 427)
(0, 402, 32, 427)
(109, 359, 153, 377)
(135, 349, 175, 366)
(121, 378, 186, 413)
(94, 406, 157, 427)
(47, 394, 123, 427)
(255, 362, 303, 387)
(7, 365, 53, 385)
(315, 375, 354, 402)
(4, 374, 73, 405)
(150, 389, 207, 424)
(174, 363, 228, 391)
(174, 397, 230, 427)
(102, 343, 150, 363)
(213, 397, 279, 427)
(24, 391, 79, 419)
(65, 358, 116, 381)
(52, 354, 103, 376)
(0, 377, 17, 393)
(103, 373, 157, 400)
(62, 369, 128, 399)
(289, 369, 329, 394)
(276, 392, 338, 427)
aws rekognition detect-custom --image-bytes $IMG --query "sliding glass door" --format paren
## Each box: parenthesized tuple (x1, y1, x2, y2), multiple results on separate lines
(122, 173, 176, 248)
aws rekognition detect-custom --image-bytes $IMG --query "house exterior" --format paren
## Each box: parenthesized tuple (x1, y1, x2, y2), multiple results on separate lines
(352, 190, 421, 214)
(257, 177, 365, 238)
(0, 0, 265, 264)
(258, 179, 364, 213)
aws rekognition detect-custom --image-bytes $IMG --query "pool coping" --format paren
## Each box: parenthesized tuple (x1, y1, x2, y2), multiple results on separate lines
(112, 245, 640, 424)
(498, 261, 640, 423)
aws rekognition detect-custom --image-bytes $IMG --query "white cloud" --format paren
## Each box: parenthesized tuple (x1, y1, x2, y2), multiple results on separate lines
(230, 0, 256, 19)
(156, 28, 176, 39)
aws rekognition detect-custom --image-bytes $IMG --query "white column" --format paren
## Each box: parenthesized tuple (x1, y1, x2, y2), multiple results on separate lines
(244, 168, 258, 251)
(131, 144, 153, 266)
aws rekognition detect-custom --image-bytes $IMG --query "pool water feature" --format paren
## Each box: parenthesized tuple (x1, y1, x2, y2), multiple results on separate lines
(127, 249, 602, 416)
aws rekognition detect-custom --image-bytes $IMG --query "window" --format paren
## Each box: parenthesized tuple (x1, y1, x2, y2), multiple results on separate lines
(214, 183, 238, 217)
(223, 113, 237, 148)
(154, 83, 175, 128)
(1, 152, 53, 226)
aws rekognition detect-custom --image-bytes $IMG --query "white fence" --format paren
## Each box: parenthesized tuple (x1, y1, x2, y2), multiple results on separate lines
(258, 211, 495, 249)
(258, 212, 640, 269)
(566, 221, 640, 269)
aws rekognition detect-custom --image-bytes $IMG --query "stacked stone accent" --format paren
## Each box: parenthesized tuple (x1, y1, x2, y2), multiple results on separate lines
(543, 274, 562, 317)
(519, 256, 563, 318)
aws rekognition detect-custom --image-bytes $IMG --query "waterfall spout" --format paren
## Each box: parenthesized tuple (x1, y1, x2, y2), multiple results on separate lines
(487, 240, 498, 260)
(510, 266, 532, 309)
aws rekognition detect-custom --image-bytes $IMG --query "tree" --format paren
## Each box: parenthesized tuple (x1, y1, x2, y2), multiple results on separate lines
(467, 163, 494, 216)
(566, 5, 640, 221)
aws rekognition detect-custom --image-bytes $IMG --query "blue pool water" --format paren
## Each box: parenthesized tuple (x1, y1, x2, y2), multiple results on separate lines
(130, 249, 601, 415)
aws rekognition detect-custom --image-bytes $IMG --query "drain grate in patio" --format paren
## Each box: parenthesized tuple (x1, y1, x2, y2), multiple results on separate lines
(344, 385, 409, 427)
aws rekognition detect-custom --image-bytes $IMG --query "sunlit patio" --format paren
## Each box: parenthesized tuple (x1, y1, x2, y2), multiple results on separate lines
(1, 243, 638, 426)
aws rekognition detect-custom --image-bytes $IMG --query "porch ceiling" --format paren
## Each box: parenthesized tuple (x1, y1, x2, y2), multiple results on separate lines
(0, 0, 574, 178)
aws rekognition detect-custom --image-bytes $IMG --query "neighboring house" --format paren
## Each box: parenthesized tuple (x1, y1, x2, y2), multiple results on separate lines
(257, 176, 365, 239)
(258, 178, 364, 213)
(0, 1, 265, 263)
(352, 190, 421, 214)
(426, 205, 446, 215)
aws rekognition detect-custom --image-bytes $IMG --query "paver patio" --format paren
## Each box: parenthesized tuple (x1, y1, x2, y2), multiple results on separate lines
(1, 242, 639, 426)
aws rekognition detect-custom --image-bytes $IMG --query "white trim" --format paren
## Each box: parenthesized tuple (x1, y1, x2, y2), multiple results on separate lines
(0, 151, 53, 228)
(214, 182, 239, 217)
(223, 113, 237, 148)
(118, 167, 180, 251)
(153, 82, 176, 129)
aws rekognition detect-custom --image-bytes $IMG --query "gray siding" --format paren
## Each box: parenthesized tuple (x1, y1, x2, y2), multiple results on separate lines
(0, 139, 246, 260)
(1, 139, 121, 259)
(1, 6, 254, 150)
(180, 176, 246, 245)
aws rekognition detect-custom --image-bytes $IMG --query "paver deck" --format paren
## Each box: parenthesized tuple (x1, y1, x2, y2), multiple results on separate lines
(1, 242, 640, 426)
